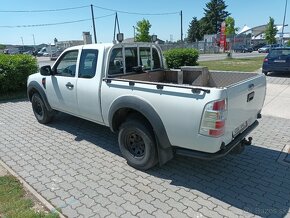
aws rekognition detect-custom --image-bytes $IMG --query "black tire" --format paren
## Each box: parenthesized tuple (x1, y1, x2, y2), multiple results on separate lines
(118, 118, 158, 170)
(31, 93, 54, 124)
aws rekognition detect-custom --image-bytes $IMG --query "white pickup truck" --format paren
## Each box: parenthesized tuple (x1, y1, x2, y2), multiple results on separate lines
(27, 42, 266, 170)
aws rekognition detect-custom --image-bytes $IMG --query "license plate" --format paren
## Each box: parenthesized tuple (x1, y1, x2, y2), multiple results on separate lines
(233, 121, 248, 137)
(274, 60, 286, 63)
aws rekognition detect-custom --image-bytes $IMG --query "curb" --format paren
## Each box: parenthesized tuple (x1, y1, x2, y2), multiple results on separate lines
(0, 159, 66, 218)
(277, 144, 290, 167)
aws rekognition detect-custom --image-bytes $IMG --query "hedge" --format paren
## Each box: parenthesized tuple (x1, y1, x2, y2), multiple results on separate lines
(0, 54, 38, 93)
(163, 48, 199, 69)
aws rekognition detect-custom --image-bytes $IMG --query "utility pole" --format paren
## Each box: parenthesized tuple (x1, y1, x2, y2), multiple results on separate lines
(32, 34, 36, 46)
(90, 4, 97, 43)
(133, 26, 136, 42)
(180, 10, 183, 43)
(281, 0, 288, 45)
(21, 37, 24, 52)
(32, 34, 36, 51)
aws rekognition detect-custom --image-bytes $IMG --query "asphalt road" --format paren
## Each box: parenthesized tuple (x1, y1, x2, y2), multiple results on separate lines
(198, 51, 266, 61)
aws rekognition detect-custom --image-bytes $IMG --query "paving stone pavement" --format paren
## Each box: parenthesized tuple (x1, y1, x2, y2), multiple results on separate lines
(0, 76, 290, 218)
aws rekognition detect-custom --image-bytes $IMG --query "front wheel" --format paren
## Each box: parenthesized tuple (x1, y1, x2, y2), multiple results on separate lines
(31, 93, 54, 124)
(118, 118, 158, 170)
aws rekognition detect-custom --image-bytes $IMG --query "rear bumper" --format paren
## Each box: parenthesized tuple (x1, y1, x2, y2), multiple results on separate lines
(263, 64, 290, 72)
(174, 120, 259, 160)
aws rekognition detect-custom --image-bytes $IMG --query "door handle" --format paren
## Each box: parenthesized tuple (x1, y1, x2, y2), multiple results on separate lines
(66, 82, 74, 89)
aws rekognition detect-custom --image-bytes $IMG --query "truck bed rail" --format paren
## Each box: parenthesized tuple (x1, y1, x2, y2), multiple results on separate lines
(103, 78, 211, 94)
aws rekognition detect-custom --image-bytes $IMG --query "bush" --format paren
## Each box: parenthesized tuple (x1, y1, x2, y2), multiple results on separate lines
(163, 48, 199, 69)
(0, 54, 38, 93)
(287, 41, 290, 47)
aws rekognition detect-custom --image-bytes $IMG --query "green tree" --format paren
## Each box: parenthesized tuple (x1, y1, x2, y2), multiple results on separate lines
(287, 40, 290, 46)
(135, 19, 152, 42)
(203, 0, 230, 34)
(225, 16, 238, 36)
(187, 17, 202, 43)
(0, 44, 6, 50)
(265, 17, 278, 44)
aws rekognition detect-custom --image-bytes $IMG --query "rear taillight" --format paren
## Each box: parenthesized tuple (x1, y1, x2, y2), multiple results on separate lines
(199, 99, 227, 137)
(264, 58, 268, 62)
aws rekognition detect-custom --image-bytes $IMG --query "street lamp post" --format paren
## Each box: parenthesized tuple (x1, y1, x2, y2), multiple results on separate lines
(133, 26, 136, 42)
(281, 0, 288, 45)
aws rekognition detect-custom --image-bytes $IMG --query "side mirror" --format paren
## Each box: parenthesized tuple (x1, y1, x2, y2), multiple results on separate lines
(40, 65, 52, 76)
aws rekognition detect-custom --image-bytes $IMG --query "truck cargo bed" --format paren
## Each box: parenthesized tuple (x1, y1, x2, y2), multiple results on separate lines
(118, 66, 260, 88)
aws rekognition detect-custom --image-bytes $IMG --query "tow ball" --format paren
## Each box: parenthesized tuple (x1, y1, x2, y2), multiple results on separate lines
(242, 137, 253, 146)
(231, 137, 253, 154)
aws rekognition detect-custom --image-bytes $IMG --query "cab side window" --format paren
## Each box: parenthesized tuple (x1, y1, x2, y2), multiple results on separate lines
(78, 49, 98, 79)
(55, 50, 78, 77)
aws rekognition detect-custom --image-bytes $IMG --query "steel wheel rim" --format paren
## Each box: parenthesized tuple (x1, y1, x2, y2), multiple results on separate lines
(32, 98, 43, 117)
(125, 131, 145, 158)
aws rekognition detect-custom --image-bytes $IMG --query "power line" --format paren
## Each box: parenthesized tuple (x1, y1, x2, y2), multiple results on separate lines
(0, 5, 89, 13)
(93, 4, 179, 15)
(0, 5, 179, 15)
(0, 13, 115, 28)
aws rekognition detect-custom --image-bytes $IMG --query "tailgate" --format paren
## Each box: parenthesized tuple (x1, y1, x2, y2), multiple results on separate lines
(225, 74, 266, 140)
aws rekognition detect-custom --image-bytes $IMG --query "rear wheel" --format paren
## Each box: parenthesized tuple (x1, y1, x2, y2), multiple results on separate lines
(118, 118, 158, 170)
(31, 93, 54, 124)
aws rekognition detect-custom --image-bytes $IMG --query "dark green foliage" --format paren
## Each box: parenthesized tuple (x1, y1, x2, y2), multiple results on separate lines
(0, 54, 38, 93)
(187, 17, 203, 43)
(287, 41, 290, 46)
(186, 0, 230, 42)
(203, 0, 230, 34)
(163, 48, 199, 69)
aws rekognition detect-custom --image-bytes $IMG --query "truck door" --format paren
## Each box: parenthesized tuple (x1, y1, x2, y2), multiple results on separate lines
(46, 49, 79, 115)
(76, 49, 104, 123)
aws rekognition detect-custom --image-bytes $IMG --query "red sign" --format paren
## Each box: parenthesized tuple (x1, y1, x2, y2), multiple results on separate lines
(220, 21, 226, 50)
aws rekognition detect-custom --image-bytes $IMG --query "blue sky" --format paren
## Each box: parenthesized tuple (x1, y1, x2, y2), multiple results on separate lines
(0, 0, 289, 45)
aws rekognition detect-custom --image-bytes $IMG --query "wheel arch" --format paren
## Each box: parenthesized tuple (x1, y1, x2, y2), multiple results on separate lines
(27, 81, 53, 111)
(108, 96, 173, 165)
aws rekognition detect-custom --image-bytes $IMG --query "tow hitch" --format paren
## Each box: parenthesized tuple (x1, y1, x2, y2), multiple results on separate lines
(231, 137, 253, 154)
(242, 137, 253, 146)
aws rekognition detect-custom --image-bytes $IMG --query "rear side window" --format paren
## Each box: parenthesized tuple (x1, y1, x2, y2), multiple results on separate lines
(78, 49, 98, 79)
(108, 48, 123, 75)
(269, 49, 290, 58)
(140, 47, 161, 70)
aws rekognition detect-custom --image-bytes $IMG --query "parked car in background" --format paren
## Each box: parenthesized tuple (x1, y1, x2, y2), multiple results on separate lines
(50, 50, 63, 61)
(258, 44, 282, 53)
(252, 43, 266, 51)
(262, 47, 290, 75)
(233, 45, 253, 53)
